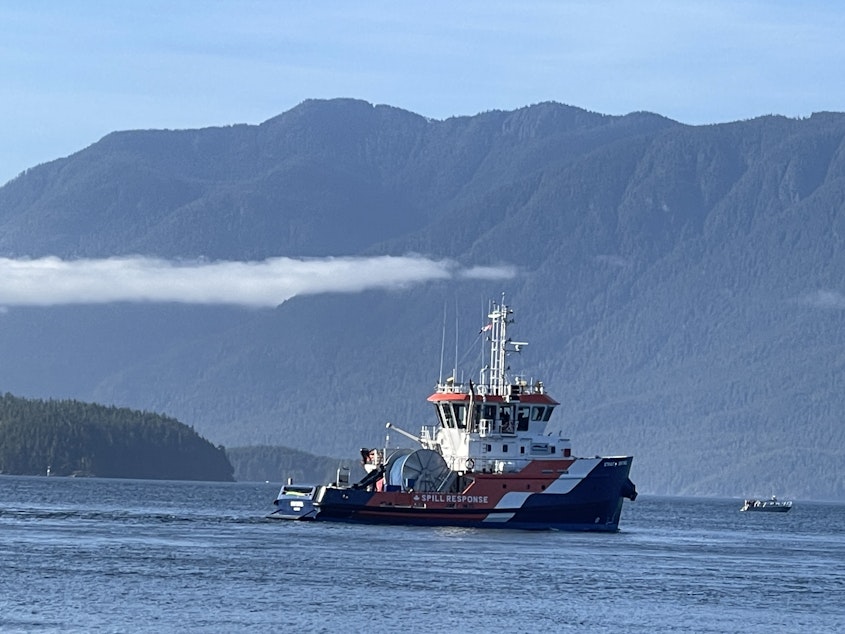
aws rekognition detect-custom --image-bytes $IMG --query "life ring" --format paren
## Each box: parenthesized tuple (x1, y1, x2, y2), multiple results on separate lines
(465, 458, 475, 471)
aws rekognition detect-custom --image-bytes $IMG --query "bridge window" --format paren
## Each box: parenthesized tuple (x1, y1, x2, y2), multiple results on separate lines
(500, 406, 514, 434)
(517, 406, 530, 431)
(471, 404, 483, 432)
(454, 404, 467, 429)
(439, 404, 455, 428)
(532, 406, 545, 421)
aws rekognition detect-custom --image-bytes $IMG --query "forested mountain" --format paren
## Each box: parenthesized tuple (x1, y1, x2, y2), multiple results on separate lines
(225, 445, 354, 484)
(1, 99, 845, 500)
(0, 393, 233, 480)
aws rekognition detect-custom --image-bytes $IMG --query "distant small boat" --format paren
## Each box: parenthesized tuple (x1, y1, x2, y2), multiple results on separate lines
(740, 495, 792, 513)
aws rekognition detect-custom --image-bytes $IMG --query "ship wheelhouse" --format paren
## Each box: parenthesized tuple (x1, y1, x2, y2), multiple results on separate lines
(428, 384, 571, 473)
(431, 391, 556, 436)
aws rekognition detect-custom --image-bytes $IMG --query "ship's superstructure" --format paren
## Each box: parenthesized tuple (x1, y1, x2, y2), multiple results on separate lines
(425, 299, 568, 475)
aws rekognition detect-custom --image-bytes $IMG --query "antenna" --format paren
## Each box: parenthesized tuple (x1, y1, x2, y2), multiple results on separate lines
(438, 302, 446, 384)
(453, 296, 459, 382)
(479, 295, 486, 386)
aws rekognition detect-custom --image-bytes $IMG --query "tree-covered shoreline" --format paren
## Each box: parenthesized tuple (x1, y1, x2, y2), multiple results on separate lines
(0, 393, 233, 481)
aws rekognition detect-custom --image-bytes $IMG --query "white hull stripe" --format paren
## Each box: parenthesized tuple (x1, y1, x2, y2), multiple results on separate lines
(494, 492, 532, 509)
(482, 512, 515, 523)
(543, 458, 601, 494)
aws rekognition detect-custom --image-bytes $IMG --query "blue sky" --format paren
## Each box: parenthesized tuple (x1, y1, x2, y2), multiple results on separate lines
(2, 0, 844, 186)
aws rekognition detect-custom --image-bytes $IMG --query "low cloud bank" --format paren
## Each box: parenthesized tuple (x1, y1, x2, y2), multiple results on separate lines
(0, 255, 517, 308)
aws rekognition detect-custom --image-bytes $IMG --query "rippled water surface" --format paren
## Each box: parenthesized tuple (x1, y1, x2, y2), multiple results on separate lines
(1, 476, 843, 633)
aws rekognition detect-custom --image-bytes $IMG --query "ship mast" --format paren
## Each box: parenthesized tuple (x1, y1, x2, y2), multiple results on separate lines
(487, 295, 510, 396)
(484, 294, 527, 396)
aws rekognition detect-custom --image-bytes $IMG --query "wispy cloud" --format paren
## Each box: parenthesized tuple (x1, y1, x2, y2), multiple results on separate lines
(0, 255, 517, 308)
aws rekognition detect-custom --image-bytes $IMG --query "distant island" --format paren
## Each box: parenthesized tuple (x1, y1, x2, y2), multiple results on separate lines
(0, 393, 233, 481)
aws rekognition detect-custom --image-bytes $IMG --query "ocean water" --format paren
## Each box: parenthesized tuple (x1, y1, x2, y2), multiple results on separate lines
(0, 476, 843, 633)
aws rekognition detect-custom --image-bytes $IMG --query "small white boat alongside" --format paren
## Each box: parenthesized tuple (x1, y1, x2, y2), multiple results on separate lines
(267, 482, 318, 520)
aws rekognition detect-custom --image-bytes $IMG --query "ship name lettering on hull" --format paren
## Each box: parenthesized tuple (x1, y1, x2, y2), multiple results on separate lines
(417, 493, 490, 504)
